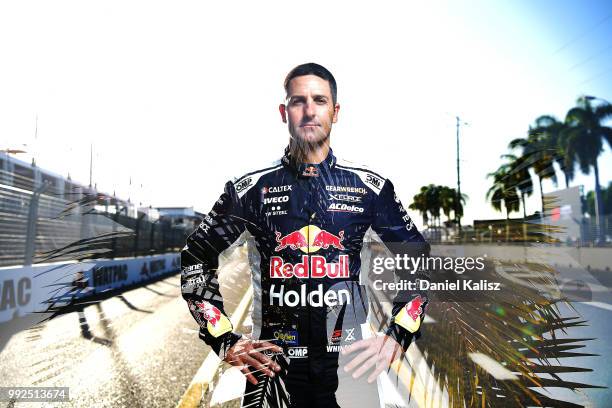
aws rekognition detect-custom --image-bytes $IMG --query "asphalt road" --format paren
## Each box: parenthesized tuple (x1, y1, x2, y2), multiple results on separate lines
(0, 247, 251, 408)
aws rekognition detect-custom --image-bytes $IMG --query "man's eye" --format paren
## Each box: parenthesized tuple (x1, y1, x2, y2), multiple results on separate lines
(315, 98, 327, 104)
(290, 100, 304, 105)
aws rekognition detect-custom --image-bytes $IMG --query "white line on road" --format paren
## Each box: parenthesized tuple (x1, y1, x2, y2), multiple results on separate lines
(581, 301, 612, 312)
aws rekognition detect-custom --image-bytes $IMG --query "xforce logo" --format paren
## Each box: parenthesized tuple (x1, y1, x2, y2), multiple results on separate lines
(365, 174, 382, 189)
(328, 203, 364, 213)
(329, 193, 362, 203)
(234, 177, 252, 193)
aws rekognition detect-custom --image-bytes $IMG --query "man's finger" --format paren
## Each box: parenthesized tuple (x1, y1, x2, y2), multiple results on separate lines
(367, 363, 386, 384)
(351, 354, 378, 379)
(341, 338, 370, 356)
(240, 366, 258, 385)
(344, 347, 375, 372)
(255, 340, 283, 353)
(243, 354, 274, 377)
(251, 349, 281, 373)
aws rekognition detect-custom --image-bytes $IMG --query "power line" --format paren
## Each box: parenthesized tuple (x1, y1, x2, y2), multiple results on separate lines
(578, 65, 612, 86)
(567, 42, 612, 71)
(552, 12, 612, 56)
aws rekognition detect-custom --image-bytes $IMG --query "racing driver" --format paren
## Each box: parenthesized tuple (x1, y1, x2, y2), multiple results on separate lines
(180, 63, 430, 407)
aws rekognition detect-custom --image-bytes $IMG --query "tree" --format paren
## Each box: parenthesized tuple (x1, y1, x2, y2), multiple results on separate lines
(585, 181, 612, 217)
(439, 186, 467, 224)
(509, 118, 559, 215)
(499, 154, 534, 219)
(487, 164, 520, 241)
(561, 96, 612, 243)
(409, 186, 430, 227)
(529, 115, 575, 188)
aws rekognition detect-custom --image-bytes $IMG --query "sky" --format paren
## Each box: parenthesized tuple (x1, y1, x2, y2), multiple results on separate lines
(1, 0, 612, 228)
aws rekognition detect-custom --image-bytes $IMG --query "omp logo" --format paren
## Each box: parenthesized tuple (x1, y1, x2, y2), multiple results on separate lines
(329, 193, 362, 203)
(235, 177, 252, 192)
(365, 174, 382, 188)
(288, 347, 308, 358)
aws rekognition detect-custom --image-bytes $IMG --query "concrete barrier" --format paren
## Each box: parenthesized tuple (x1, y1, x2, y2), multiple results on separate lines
(0, 253, 180, 324)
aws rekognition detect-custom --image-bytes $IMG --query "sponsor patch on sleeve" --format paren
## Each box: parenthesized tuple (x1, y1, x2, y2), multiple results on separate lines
(394, 295, 426, 333)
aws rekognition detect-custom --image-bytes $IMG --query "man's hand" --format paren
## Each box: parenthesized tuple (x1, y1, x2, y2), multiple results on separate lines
(341, 334, 403, 383)
(224, 339, 283, 385)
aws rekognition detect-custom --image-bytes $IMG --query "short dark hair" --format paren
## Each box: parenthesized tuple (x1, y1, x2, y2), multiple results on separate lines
(284, 63, 337, 105)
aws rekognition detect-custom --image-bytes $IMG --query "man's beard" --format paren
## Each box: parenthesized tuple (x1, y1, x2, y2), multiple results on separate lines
(288, 127, 330, 163)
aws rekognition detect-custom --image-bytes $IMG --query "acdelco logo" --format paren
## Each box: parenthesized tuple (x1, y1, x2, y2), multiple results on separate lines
(274, 226, 344, 253)
(327, 203, 364, 213)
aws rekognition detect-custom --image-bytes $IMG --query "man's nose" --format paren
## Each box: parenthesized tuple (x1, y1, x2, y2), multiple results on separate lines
(304, 99, 316, 117)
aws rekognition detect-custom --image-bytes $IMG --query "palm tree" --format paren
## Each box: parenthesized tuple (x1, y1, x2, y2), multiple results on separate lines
(500, 154, 534, 219)
(439, 186, 468, 224)
(529, 115, 576, 188)
(487, 164, 520, 241)
(509, 121, 558, 216)
(560, 96, 612, 244)
(409, 186, 430, 227)
(425, 184, 442, 229)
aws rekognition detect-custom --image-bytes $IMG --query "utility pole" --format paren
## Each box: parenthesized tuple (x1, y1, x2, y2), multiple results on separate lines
(89, 143, 93, 188)
(455, 116, 462, 235)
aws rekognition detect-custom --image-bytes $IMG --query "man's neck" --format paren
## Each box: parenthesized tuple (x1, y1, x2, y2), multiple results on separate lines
(289, 139, 330, 164)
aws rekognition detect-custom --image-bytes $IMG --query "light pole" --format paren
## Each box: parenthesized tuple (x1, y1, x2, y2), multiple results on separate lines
(583, 95, 610, 245)
(455, 116, 468, 236)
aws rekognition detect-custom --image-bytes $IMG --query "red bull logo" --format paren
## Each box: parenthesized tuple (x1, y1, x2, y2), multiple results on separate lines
(275, 226, 344, 253)
(275, 231, 308, 251)
(313, 230, 344, 250)
(270, 255, 349, 278)
(195, 301, 221, 327)
(405, 295, 426, 321)
(394, 295, 427, 333)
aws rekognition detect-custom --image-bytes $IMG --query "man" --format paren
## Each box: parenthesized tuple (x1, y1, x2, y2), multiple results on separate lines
(181, 63, 430, 407)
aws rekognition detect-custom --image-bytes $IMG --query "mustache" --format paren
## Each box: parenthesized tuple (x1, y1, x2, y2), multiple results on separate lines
(299, 121, 321, 127)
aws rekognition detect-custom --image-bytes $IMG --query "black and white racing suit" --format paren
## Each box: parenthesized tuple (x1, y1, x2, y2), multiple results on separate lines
(181, 148, 430, 407)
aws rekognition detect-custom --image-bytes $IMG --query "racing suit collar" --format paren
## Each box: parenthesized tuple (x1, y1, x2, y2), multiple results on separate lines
(282, 146, 337, 178)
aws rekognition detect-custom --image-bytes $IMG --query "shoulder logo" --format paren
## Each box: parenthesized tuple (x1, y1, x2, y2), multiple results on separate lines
(234, 177, 252, 193)
(365, 173, 383, 189)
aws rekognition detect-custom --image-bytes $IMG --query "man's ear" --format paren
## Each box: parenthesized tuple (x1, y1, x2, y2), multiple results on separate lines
(279, 104, 287, 123)
(332, 103, 340, 123)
